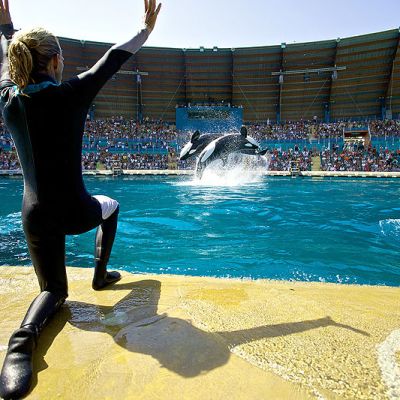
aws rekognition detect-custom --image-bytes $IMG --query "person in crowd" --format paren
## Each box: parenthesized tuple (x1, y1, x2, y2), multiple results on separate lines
(1, 116, 400, 173)
(0, 0, 161, 398)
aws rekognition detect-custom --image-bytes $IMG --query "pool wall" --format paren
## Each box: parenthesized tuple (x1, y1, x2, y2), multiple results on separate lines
(2, 170, 400, 178)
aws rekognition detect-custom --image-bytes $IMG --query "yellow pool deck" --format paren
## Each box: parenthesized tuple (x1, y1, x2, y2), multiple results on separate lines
(0, 267, 399, 400)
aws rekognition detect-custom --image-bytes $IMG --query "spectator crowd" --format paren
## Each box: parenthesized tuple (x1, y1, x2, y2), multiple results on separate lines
(1, 116, 400, 172)
(320, 145, 400, 172)
(248, 119, 400, 141)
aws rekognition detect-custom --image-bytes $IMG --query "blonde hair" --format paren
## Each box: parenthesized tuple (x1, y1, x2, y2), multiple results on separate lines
(8, 27, 61, 91)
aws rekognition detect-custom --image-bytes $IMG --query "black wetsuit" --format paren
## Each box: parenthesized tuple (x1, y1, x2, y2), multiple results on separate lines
(0, 48, 131, 298)
(0, 41, 136, 398)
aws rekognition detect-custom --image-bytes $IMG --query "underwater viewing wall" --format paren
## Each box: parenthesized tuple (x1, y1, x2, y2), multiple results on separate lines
(175, 105, 243, 132)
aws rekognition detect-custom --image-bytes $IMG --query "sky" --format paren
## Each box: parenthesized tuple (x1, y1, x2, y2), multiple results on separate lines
(9, 0, 400, 49)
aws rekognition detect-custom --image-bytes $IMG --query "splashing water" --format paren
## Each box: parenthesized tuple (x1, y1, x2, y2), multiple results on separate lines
(379, 219, 400, 241)
(193, 153, 270, 187)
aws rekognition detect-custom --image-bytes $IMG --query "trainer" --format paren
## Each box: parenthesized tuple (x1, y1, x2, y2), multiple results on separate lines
(0, 1, 161, 398)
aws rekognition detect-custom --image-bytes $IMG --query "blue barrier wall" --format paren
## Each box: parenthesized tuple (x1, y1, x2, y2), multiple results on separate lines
(261, 137, 400, 151)
(176, 106, 243, 133)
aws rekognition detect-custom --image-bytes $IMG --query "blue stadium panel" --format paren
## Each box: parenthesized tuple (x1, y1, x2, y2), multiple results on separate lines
(176, 106, 243, 133)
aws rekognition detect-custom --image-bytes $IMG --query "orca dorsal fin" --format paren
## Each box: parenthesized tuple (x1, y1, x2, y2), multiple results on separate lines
(240, 126, 247, 137)
(191, 130, 201, 143)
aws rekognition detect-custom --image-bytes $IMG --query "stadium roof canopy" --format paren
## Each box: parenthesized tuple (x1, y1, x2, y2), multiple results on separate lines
(60, 28, 400, 123)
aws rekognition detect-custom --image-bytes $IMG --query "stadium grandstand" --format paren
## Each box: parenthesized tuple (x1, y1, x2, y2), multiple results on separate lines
(58, 28, 400, 123)
(1, 28, 400, 173)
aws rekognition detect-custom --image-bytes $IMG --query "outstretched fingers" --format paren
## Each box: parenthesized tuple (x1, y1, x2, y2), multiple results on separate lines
(0, 0, 12, 26)
(155, 2, 161, 17)
(0, 0, 11, 18)
(148, 0, 155, 15)
(143, 0, 161, 33)
(0, 0, 9, 13)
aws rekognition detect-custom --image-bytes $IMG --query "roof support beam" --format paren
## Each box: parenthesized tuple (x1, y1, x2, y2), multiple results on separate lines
(276, 43, 285, 124)
(76, 65, 148, 122)
(326, 39, 340, 123)
(183, 50, 188, 106)
(230, 49, 234, 106)
(384, 29, 400, 115)
(272, 48, 346, 123)
(272, 65, 346, 76)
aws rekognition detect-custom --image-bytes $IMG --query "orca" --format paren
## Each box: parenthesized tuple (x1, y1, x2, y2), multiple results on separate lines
(179, 130, 222, 161)
(195, 126, 268, 179)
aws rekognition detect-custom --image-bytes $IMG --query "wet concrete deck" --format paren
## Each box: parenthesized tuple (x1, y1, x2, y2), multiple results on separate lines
(0, 267, 399, 399)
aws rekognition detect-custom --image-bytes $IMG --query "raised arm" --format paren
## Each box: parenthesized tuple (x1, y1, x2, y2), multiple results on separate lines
(112, 0, 161, 53)
(74, 0, 161, 105)
(0, 0, 14, 81)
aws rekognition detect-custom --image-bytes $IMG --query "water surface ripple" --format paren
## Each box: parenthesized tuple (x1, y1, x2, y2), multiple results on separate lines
(1, 176, 400, 286)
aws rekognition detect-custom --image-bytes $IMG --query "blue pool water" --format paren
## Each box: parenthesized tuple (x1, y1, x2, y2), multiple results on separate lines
(1, 175, 400, 286)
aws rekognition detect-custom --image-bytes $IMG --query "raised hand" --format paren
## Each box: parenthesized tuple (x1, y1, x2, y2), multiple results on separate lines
(144, 0, 161, 33)
(0, 0, 12, 26)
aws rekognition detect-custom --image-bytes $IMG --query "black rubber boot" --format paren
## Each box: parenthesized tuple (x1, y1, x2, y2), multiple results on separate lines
(0, 291, 64, 399)
(0, 327, 36, 400)
(92, 206, 121, 290)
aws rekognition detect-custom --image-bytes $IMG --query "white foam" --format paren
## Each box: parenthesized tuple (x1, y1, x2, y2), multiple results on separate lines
(379, 219, 400, 240)
(195, 154, 270, 187)
(377, 329, 400, 400)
